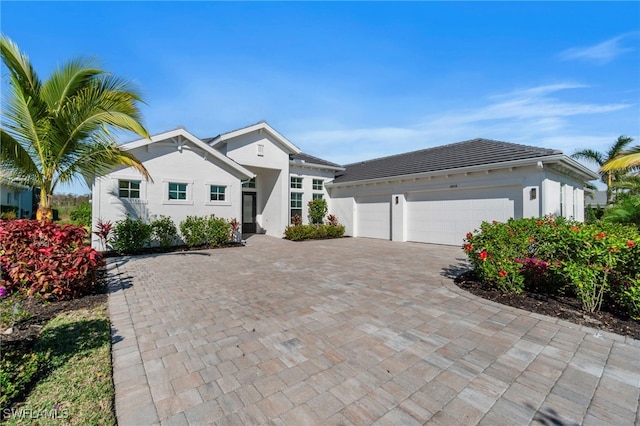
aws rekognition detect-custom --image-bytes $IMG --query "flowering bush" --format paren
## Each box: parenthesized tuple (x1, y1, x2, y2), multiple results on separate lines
(463, 216, 640, 317)
(0, 220, 105, 300)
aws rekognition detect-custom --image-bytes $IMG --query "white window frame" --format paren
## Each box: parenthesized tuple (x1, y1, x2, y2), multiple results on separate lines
(205, 182, 232, 206)
(290, 192, 303, 221)
(290, 176, 303, 189)
(312, 193, 324, 201)
(312, 179, 323, 191)
(118, 179, 141, 199)
(163, 179, 193, 205)
(111, 175, 147, 204)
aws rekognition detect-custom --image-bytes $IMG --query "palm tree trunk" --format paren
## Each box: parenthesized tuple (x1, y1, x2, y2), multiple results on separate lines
(36, 186, 53, 221)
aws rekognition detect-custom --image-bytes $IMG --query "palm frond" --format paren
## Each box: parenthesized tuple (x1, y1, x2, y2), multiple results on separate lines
(602, 146, 640, 172)
(52, 140, 151, 192)
(40, 58, 103, 112)
(571, 149, 604, 166)
(0, 35, 40, 96)
(607, 135, 634, 159)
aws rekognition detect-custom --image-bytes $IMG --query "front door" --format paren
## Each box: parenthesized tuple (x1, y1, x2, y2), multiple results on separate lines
(242, 192, 257, 234)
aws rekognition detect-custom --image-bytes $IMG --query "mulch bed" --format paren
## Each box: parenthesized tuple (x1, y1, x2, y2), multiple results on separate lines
(455, 271, 640, 341)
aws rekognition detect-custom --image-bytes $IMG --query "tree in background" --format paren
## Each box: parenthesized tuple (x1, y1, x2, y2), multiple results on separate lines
(572, 136, 634, 204)
(0, 35, 151, 220)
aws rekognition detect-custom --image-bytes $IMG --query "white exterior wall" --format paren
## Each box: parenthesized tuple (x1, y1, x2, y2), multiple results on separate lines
(91, 142, 243, 249)
(222, 131, 292, 237)
(289, 166, 335, 225)
(542, 169, 586, 220)
(1, 184, 33, 218)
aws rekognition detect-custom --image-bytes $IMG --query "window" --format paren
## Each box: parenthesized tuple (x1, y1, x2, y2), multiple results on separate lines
(242, 178, 256, 188)
(168, 182, 187, 200)
(290, 177, 303, 189)
(312, 179, 323, 191)
(257, 144, 264, 156)
(290, 192, 303, 220)
(119, 180, 140, 199)
(312, 193, 324, 201)
(210, 185, 226, 201)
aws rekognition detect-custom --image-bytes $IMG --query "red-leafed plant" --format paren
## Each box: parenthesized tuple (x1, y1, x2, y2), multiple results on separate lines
(0, 219, 105, 300)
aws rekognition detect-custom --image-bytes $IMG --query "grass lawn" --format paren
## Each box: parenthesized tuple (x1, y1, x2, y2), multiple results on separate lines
(1, 304, 115, 425)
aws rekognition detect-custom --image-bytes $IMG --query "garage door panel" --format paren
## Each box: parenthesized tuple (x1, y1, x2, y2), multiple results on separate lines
(356, 195, 390, 240)
(407, 187, 518, 246)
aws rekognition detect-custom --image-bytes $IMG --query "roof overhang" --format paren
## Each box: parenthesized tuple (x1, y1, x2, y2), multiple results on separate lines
(209, 122, 302, 155)
(289, 159, 345, 172)
(326, 154, 599, 189)
(122, 128, 254, 180)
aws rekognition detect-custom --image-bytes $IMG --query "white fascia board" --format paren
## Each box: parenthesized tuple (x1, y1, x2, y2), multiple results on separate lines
(288, 160, 345, 172)
(122, 128, 254, 180)
(548, 155, 600, 181)
(212, 122, 302, 154)
(325, 155, 587, 189)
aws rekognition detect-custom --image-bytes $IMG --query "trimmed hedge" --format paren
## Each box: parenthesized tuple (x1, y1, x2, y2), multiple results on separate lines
(284, 224, 345, 241)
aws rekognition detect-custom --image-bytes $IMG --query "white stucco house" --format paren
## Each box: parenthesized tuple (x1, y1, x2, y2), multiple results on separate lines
(0, 175, 35, 219)
(91, 121, 598, 248)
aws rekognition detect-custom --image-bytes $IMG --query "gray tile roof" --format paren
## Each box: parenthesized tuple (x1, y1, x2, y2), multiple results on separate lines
(290, 153, 343, 169)
(333, 138, 562, 183)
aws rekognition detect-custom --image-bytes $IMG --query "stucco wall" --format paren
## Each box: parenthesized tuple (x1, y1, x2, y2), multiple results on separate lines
(91, 142, 242, 249)
(289, 166, 336, 225)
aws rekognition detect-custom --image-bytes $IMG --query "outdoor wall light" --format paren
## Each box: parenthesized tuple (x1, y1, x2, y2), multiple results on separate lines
(395, 196, 399, 205)
(530, 188, 537, 200)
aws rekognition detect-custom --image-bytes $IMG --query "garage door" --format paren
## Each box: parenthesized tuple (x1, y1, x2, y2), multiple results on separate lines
(356, 195, 391, 240)
(406, 187, 518, 246)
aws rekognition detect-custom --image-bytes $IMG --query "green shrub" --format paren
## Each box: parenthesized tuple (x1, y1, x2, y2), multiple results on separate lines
(0, 205, 18, 220)
(284, 224, 345, 241)
(205, 215, 232, 247)
(112, 216, 151, 254)
(151, 215, 179, 248)
(69, 201, 92, 227)
(308, 199, 328, 224)
(179, 215, 232, 248)
(464, 216, 640, 315)
(0, 349, 49, 410)
(180, 216, 208, 247)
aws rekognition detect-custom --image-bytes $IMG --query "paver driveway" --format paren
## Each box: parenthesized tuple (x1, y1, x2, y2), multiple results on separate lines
(108, 235, 640, 425)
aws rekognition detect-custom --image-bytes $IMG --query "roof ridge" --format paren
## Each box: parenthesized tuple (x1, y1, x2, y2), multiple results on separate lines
(342, 138, 561, 167)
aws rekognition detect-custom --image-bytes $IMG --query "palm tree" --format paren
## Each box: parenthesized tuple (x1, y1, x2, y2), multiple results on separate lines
(1, 35, 151, 220)
(571, 136, 634, 204)
(601, 145, 640, 172)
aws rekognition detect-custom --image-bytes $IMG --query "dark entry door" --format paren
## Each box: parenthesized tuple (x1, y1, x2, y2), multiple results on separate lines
(242, 193, 257, 234)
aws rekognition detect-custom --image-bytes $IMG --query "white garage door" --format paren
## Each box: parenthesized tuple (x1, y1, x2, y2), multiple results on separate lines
(356, 195, 391, 240)
(406, 187, 518, 246)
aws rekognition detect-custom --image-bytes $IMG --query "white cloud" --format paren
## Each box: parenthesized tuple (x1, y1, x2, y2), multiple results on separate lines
(291, 83, 635, 165)
(559, 33, 638, 65)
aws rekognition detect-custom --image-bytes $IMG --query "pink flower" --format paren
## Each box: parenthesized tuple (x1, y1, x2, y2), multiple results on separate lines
(0, 287, 7, 298)
(479, 250, 488, 261)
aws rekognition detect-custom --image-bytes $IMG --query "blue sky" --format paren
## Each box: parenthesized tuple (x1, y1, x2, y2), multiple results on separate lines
(2, 1, 639, 195)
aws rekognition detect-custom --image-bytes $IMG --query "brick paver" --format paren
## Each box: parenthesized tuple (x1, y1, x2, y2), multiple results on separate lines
(108, 236, 640, 425)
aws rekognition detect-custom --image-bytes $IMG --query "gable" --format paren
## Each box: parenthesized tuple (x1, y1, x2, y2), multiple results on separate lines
(120, 128, 253, 181)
